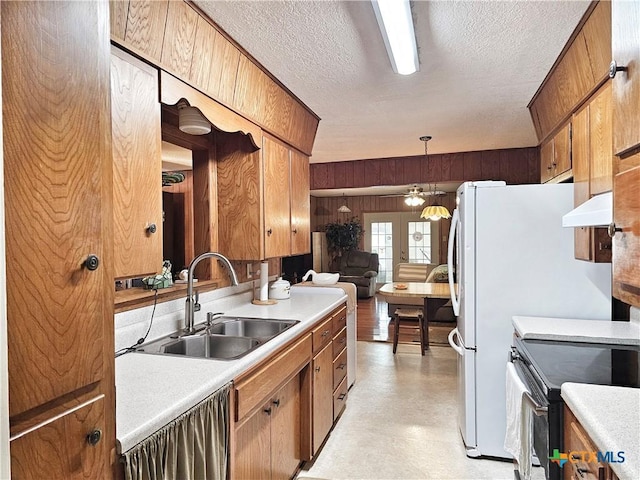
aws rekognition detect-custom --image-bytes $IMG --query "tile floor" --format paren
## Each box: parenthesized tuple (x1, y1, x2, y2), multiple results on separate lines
(297, 341, 545, 480)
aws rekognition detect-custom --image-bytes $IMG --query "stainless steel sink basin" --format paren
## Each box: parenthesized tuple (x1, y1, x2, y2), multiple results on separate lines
(161, 335, 261, 359)
(134, 317, 299, 360)
(206, 318, 299, 339)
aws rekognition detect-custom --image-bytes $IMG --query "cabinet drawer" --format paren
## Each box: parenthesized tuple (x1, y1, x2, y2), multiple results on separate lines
(333, 348, 348, 390)
(235, 334, 311, 421)
(332, 327, 347, 359)
(332, 306, 347, 334)
(312, 316, 333, 354)
(10, 395, 106, 478)
(333, 376, 348, 422)
(564, 406, 607, 480)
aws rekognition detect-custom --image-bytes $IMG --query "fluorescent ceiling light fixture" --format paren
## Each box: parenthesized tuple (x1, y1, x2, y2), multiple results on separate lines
(371, 0, 419, 75)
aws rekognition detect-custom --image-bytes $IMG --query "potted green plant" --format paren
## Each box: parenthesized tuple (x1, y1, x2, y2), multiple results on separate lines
(324, 217, 364, 270)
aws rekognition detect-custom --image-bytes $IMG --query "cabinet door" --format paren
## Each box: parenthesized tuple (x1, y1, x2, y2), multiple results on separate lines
(290, 149, 311, 255)
(3, 0, 111, 416)
(234, 402, 272, 480)
(312, 343, 334, 454)
(10, 397, 106, 479)
(554, 122, 572, 177)
(540, 138, 555, 183)
(572, 105, 592, 261)
(263, 135, 291, 258)
(271, 375, 301, 480)
(111, 47, 163, 278)
(589, 82, 613, 194)
(611, 0, 640, 156)
(612, 166, 640, 306)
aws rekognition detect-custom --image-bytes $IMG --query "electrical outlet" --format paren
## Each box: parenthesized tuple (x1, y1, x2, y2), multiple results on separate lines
(247, 263, 253, 278)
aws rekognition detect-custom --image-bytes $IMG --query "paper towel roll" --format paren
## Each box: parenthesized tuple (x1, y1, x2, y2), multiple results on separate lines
(259, 261, 269, 302)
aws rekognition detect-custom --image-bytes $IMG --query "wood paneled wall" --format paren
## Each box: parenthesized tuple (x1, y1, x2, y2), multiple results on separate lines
(311, 193, 457, 265)
(310, 147, 539, 190)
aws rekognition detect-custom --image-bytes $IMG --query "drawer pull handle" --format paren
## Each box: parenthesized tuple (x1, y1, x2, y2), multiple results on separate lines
(266, 228, 273, 236)
(146, 223, 157, 235)
(608, 222, 622, 238)
(338, 393, 346, 400)
(315, 366, 321, 372)
(570, 453, 581, 461)
(272, 399, 280, 407)
(321, 330, 330, 337)
(264, 407, 272, 416)
(86, 429, 102, 446)
(339, 338, 346, 344)
(337, 363, 346, 370)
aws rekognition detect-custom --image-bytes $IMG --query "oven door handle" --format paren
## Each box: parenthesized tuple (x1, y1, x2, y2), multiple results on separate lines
(509, 351, 548, 417)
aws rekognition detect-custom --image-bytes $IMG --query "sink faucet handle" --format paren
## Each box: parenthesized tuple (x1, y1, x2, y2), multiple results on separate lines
(193, 290, 200, 312)
(206, 312, 225, 326)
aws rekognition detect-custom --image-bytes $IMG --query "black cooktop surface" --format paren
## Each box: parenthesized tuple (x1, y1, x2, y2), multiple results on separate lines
(516, 337, 640, 398)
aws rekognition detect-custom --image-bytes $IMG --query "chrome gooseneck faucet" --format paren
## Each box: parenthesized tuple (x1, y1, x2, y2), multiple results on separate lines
(184, 252, 239, 335)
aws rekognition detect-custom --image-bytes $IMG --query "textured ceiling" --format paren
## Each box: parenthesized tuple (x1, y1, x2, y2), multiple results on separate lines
(194, 0, 590, 164)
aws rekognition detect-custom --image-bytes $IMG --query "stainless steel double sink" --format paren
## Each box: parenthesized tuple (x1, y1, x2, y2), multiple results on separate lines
(135, 317, 299, 360)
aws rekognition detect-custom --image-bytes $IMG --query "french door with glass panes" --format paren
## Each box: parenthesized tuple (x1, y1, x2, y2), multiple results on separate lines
(364, 212, 439, 284)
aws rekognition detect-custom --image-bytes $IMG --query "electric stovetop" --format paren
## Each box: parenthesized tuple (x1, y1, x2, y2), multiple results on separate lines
(515, 337, 640, 401)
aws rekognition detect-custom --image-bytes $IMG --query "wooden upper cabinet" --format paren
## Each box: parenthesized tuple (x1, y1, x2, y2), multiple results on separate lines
(111, 47, 164, 279)
(123, 0, 168, 62)
(612, 166, 640, 306)
(290, 149, 311, 255)
(572, 105, 592, 261)
(611, 0, 640, 157)
(160, 0, 198, 80)
(540, 122, 571, 183)
(529, 1, 611, 141)
(589, 82, 613, 194)
(570, 83, 613, 263)
(263, 135, 292, 259)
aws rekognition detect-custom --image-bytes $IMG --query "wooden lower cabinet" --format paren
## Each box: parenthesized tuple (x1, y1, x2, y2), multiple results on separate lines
(564, 405, 619, 480)
(312, 343, 334, 454)
(10, 397, 106, 479)
(232, 303, 349, 477)
(234, 375, 300, 480)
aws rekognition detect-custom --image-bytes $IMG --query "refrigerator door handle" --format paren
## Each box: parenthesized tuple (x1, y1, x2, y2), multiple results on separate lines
(448, 327, 464, 356)
(448, 207, 460, 316)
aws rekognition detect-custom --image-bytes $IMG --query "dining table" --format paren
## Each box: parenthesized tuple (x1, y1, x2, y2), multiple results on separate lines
(378, 281, 456, 348)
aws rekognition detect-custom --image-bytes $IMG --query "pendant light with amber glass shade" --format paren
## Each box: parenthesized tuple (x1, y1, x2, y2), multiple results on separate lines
(419, 136, 451, 221)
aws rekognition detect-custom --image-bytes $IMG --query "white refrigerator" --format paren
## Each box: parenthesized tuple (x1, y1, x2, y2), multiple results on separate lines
(446, 181, 611, 459)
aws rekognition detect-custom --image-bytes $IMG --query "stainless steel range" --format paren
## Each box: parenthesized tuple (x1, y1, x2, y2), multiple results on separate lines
(508, 337, 640, 480)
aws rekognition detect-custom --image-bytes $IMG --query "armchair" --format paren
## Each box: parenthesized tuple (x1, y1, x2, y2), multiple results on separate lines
(337, 250, 379, 298)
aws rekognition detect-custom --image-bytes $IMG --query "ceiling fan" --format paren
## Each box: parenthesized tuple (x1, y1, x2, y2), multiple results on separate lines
(381, 185, 445, 206)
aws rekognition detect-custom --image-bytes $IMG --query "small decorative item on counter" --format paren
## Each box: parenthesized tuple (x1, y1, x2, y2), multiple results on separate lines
(142, 260, 174, 290)
(301, 269, 340, 285)
(269, 276, 291, 300)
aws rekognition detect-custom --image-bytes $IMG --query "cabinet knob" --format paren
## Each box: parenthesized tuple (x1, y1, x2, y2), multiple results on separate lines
(266, 228, 273, 236)
(263, 407, 272, 416)
(315, 366, 321, 372)
(338, 393, 347, 400)
(86, 429, 102, 446)
(608, 222, 622, 238)
(84, 254, 100, 271)
(609, 60, 628, 79)
(272, 399, 280, 407)
(146, 223, 157, 235)
(292, 228, 298, 234)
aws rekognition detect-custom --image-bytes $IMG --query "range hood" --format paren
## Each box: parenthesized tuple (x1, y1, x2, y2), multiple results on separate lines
(562, 191, 612, 228)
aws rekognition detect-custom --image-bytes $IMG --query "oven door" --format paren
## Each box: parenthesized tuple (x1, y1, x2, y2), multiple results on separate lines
(509, 349, 550, 479)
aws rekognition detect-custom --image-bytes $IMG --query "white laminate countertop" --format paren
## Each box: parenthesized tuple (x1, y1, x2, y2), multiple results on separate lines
(562, 383, 640, 480)
(513, 316, 640, 345)
(116, 288, 347, 453)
